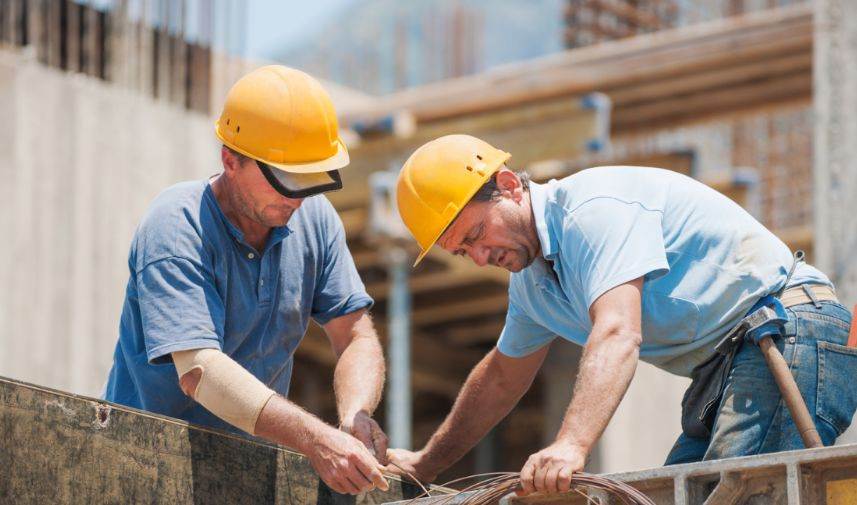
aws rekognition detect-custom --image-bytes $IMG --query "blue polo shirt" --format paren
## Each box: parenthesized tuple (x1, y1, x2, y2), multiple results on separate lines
(103, 180, 372, 433)
(497, 166, 830, 377)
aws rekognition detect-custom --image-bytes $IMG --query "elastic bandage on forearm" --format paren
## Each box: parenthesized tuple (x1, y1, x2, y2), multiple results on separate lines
(173, 348, 275, 435)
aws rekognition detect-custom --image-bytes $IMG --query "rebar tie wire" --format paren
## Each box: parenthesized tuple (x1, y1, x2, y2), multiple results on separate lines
(387, 465, 655, 505)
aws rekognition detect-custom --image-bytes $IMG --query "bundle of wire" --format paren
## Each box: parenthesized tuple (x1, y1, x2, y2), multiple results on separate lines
(401, 471, 655, 505)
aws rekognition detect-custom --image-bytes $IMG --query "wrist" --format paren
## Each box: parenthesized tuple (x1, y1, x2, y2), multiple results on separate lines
(339, 408, 370, 427)
(552, 435, 589, 454)
(413, 448, 444, 479)
(296, 413, 337, 455)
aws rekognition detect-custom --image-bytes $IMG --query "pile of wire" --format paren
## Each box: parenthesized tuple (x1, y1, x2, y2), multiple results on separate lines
(402, 471, 655, 505)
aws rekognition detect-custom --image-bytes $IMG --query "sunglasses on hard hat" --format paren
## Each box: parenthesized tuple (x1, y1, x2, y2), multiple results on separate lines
(257, 161, 343, 199)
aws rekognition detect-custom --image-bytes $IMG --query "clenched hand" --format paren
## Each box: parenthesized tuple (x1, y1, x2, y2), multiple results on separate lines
(307, 426, 390, 495)
(341, 410, 389, 465)
(519, 440, 586, 495)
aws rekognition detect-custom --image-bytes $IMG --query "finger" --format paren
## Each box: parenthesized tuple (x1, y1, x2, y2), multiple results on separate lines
(534, 463, 549, 494)
(556, 467, 573, 494)
(341, 471, 367, 495)
(353, 452, 387, 492)
(322, 474, 350, 495)
(544, 465, 560, 495)
(520, 459, 537, 495)
(374, 464, 390, 492)
(371, 427, 389, 464)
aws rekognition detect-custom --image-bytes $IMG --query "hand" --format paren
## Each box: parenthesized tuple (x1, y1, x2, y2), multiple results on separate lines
(306, 425, 390, 495)
(385, 448, 437, 484)
(519, 440, 586, 495)
(341, 410, 389, 464)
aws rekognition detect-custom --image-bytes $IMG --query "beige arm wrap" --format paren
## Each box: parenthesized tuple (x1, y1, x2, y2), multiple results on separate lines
(173, 348, 275, 435)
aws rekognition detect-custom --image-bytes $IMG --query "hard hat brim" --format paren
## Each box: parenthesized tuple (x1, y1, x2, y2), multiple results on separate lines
(258, 162, 342, 199)
(216, 123, 350, 174)
(263, 138, 350, 174)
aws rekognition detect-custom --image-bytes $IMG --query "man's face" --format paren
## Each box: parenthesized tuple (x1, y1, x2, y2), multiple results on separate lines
(230, 156, 304, 228)
(437, 196, 540, 273)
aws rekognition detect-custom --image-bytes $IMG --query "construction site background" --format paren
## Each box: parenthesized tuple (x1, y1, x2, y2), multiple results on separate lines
(1, 0, 855, 484)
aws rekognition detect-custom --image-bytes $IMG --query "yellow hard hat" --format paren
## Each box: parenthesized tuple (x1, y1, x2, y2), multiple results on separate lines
(215, 66, 348, 196)
(396, 134, 511, 265)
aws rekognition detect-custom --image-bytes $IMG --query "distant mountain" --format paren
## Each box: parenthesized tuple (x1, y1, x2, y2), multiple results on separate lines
(270, 0, 565, 95)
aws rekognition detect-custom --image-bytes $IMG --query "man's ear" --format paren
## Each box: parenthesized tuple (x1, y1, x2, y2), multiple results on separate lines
(221, 146, 240, 174)
(494, 168, 523, 201)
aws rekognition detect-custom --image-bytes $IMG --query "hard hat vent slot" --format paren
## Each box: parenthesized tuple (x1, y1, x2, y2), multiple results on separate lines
(236, 126, 241, 133)
(476, 154, 483, 160)
(465, 165, 473, 171)
(226, 119, 230, 125)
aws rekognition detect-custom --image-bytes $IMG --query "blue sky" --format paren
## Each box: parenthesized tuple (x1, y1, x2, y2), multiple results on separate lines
(244, 0, 358, 59)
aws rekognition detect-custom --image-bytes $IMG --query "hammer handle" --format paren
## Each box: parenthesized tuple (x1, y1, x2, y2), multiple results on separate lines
(758, 336, 823, 448)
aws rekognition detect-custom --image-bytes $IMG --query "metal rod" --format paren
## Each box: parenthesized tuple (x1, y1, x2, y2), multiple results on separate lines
(386, 246, 412, 450)
(758, 335, 823, 448)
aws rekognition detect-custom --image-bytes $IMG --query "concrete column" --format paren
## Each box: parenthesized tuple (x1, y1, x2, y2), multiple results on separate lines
(813, 0, 857, 307)
(814, 0, 857, 445)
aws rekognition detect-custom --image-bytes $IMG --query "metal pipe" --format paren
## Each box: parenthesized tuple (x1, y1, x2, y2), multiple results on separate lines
(386, 246, 412, 450)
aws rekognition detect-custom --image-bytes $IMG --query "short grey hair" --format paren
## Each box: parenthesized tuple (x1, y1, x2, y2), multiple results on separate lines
(224, 145, 251, 164)
(471, 167, 531, 202)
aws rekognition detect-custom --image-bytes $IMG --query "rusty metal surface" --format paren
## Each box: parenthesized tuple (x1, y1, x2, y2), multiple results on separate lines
(391, 443, 857, 505)
(0, 376, 421, 504)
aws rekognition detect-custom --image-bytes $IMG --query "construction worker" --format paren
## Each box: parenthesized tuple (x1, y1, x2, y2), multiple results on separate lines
(386, 134, 857, 494)
(102, 66, 389, 495)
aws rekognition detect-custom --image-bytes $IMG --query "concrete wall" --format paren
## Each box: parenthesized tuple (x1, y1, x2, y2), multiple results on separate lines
(814, 0, 857, 308)
(0, 49, 219, 396)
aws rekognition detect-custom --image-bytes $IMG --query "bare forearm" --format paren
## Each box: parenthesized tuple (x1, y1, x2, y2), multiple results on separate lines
(556, 329, 639, 453)
(255, 394, 331, 453)
(334, 334, 385, 420)
(420, 351, 532, 476)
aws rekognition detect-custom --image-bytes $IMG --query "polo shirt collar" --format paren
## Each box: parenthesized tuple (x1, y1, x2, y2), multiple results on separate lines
(528, 181, 558, 260)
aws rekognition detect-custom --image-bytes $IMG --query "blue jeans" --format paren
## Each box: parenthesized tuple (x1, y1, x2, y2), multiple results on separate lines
(666, 300, 857, 464)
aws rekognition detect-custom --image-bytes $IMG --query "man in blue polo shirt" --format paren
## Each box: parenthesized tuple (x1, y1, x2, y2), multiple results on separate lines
(103, 66, 388, 495)
(387, 134, 857, 495)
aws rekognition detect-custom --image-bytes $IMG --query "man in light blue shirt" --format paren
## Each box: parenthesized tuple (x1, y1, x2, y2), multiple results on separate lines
(103, 66, 389, 495)
(387, 134, 857, 495)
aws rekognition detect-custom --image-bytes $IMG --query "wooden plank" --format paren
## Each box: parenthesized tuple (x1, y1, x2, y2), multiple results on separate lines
(0, 376, 424, 504)
(411, 292, 509, 326)
(366, 267, 507, 300)
(294, 324, 469, 398)
(612, 71, 811, 132)
(343, 4, 812, 124)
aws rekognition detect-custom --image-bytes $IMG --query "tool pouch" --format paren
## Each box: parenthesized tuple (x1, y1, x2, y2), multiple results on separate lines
(680, 344, 737, 438)
(679, 295, 789, 438)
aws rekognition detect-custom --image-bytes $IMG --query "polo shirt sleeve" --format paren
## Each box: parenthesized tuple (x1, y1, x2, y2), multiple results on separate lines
(137, 256, 224, 364)
(496, 277, 556, 357)
(311, 211, 373, 325)
(564, 197, 669, 309)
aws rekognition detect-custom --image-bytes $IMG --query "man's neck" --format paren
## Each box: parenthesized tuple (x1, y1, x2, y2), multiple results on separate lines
(210, 175, 272, 252)
(524, 191, 543, 259)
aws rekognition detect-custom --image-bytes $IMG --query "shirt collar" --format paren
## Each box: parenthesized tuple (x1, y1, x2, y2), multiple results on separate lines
(528, 181, 557, 260)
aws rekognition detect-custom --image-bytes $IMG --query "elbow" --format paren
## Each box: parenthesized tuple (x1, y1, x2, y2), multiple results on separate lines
(592, 324, 642, 361)
(178, 368, 203, 399)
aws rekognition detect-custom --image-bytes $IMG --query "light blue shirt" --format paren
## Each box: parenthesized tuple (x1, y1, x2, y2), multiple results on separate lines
(103, 180, 372, 433)
(497, 167, 830, 376)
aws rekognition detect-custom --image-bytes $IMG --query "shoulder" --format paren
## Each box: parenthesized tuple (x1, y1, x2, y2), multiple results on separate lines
(140, 181, 208, 227)
(132, 181, 215, 269)
(291, 195, 344, 237)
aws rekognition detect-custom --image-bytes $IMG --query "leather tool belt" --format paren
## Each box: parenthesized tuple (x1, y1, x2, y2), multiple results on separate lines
(680, 263, 839, 438)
